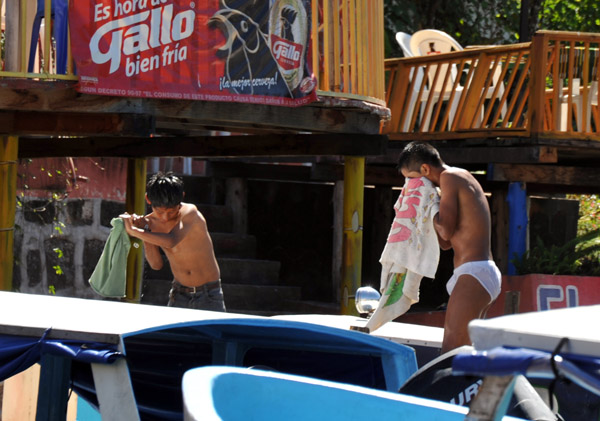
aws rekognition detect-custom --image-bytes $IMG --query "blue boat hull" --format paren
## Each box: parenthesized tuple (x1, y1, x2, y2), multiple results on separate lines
(182, 366, 526, 421)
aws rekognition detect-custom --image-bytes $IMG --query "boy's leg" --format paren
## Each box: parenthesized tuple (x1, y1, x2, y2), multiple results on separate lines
(190, 288, 226, 312)
(442, 273, 491, 354)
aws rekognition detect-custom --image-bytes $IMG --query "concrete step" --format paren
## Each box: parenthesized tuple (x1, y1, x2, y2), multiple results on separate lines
(144, 252, 276, 286)
(218, 258, 281, 285)
(222, 284, 301, 312)
(197, 204, 233, 233)
(212, 232, 257, 259)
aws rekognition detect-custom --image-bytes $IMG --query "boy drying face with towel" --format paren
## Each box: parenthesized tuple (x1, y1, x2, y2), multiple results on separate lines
(120, 172, 226, 312)
(398, 142, 501, 353)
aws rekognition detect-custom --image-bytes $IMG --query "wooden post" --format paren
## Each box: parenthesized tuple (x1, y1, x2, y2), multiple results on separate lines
(341, 156, 364, 315)
(529, 32, 549, 139)
(456, 52, 492, 129)
(332, 181, 344, 303)
(0, 136, 18, 291)
(4, 0, 20, 72)
(507, 182, 528, 276)
(491, 188, 509, 274)
(225, 178, 247, 234)
(125, 158, 147, 302)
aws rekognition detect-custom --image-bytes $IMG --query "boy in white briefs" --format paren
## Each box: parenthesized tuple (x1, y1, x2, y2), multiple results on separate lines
(398, 142, 501, 353)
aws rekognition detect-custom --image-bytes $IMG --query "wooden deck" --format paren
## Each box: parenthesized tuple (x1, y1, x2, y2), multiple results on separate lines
(0, 0, 388, 310)
(0, 0, 387, 158)
(382, 30, 600, 171)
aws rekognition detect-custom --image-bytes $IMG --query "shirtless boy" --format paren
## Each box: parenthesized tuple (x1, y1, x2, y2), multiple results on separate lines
(120, 172, 226, 312)
(397, 142, 501, 353)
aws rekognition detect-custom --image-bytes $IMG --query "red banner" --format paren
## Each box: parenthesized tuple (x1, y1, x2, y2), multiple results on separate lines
(69, 0, 317, 107)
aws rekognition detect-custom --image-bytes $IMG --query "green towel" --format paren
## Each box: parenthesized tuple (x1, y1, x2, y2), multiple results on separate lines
(89, 218, 131, 298)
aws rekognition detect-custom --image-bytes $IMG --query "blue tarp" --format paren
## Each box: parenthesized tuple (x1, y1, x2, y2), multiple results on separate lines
(0, 329, 122, 382)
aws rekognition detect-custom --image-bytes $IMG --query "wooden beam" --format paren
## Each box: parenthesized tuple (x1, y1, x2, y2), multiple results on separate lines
(312, 163, 402, 186)
(490, 163, 600, 187)
(440, 146, 558, 164)
(0, 80, 385, 135)
(380, 145, 559, 165)
(18, 134, 388, 158)
(0, 111, 154, 136)
(529, 33, 549, 138)
(209, 162, 313, 181)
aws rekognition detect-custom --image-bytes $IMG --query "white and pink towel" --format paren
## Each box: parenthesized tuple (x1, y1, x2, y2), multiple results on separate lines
(366, 176, 441, 333)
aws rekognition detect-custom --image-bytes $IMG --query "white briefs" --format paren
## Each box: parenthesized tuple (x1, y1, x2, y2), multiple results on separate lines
(446, 260, 502, 302)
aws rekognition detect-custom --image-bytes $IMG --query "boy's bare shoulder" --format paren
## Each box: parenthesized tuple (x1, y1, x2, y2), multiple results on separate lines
(442, 167, 474, 184)
(181, 203, 207, 223)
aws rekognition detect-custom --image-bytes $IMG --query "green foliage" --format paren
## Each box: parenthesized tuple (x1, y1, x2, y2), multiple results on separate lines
(383, 0, 600, 58)
(383, 0, 521, 57)
(53, 247, 64, 259)
(572, 194, 600, 236)
(539, 0, 600, 32)
(512, 228, 600, 275)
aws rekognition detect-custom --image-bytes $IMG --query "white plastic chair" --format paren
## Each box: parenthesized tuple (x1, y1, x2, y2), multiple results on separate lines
(410, 29, 506, 129)
(559, 78, 583, 132)
(579, 80, 598, 133)
(395, 32, 413, 58)
(394, 32, 425, 131)
(409, 30, 464, 130)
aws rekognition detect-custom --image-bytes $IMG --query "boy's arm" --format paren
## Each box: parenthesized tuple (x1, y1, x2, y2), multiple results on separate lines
(433, 172, 459, 242)
(435, 220, 453, 250)
(120, 213, 164, 269)
(143, 236, 164, 270)
(122, 211, 197, 249)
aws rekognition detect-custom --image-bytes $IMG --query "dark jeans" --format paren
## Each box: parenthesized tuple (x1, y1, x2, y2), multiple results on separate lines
(168, 280, 226, 312)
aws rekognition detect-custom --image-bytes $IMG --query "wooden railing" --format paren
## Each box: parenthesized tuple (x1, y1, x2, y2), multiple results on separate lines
(311, 0, 385, 105)
(0, 0, 385, 105)
(530, 31, 600, 137)
(0, 0, 76, 80)
(384, 30, 600, 141)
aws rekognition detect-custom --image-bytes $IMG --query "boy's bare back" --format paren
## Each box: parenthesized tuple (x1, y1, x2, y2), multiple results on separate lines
(438, 167, 492, 268)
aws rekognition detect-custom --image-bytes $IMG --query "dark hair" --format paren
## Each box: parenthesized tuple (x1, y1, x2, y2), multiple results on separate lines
(146, 172, 184, 208)
(397, 142, 444, 172)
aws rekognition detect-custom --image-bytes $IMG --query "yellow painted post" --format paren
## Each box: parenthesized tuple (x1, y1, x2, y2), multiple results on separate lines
(341, 156, 364, 315)
(0, 136, 18, 291)
(125, 158, 147, 302)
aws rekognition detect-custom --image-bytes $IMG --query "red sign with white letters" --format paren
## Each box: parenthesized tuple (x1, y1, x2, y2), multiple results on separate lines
(488, 274, 600, 316)
(69, 0, 317, 106)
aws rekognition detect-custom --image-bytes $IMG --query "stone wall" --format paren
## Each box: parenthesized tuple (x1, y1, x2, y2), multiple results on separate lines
(13, 197, 126, 299)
